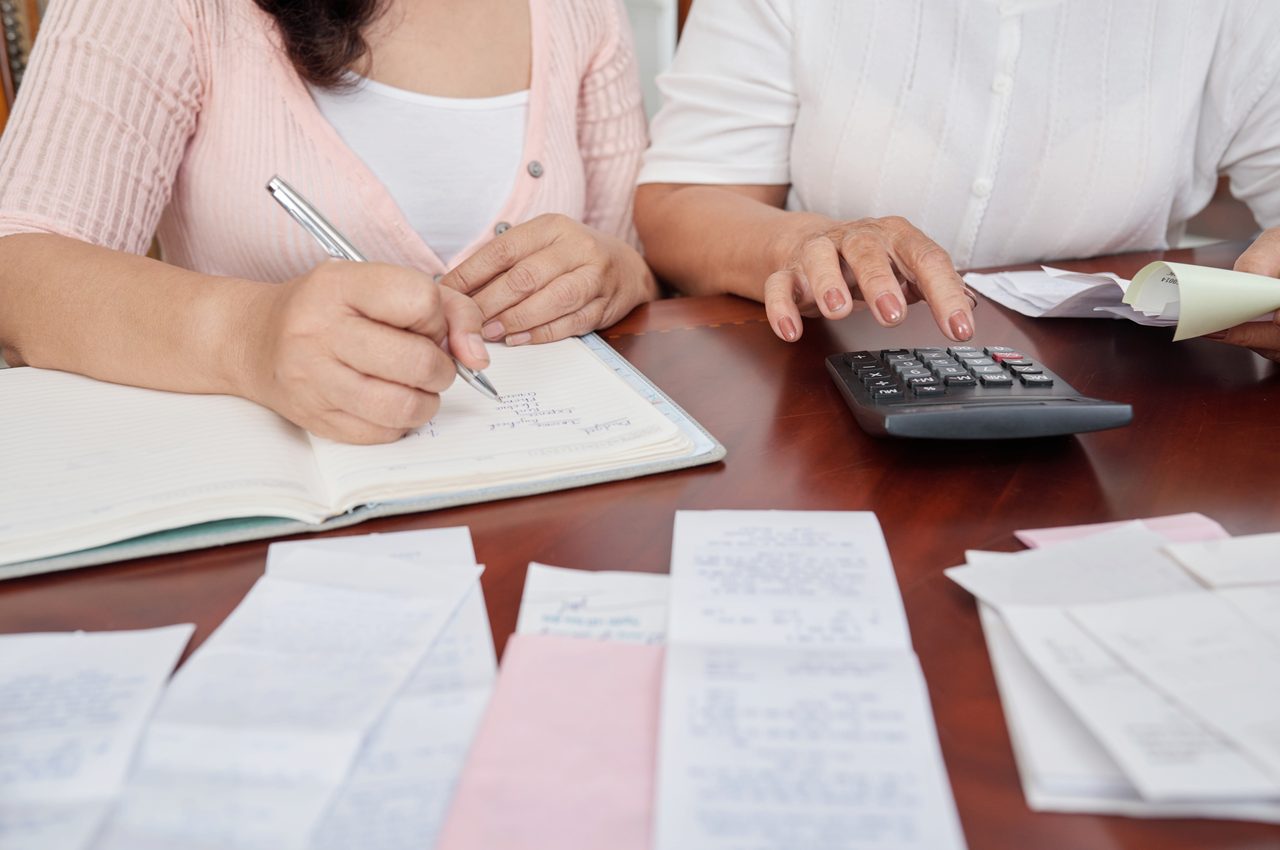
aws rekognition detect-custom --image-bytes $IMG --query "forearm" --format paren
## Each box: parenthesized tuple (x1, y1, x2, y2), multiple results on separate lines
(0, 234, 267, 395)
(634, 183, 833, 298)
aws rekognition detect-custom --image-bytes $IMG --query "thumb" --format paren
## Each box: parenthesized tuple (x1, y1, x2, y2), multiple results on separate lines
(440, 286, 491, 371)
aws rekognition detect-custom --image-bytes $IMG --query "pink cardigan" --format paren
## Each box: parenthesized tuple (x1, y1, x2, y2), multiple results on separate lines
(0, 0, 647, 280)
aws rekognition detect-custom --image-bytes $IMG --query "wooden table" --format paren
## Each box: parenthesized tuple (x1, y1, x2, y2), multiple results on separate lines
(3, 242, 1278, 849)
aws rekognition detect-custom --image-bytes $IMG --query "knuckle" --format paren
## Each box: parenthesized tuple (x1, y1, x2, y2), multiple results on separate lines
(504, 263, 541, 296)
(551, 277, 585, 311)
(911, 242, 955, 273)
(487, 235, 519, 268)
(880, 215, 911, 232)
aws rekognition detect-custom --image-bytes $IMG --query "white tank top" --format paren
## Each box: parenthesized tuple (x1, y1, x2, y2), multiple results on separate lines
(311, 77, 529, 266)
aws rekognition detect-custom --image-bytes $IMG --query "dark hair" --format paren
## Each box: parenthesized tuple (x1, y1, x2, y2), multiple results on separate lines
(254, 0, 385, 88)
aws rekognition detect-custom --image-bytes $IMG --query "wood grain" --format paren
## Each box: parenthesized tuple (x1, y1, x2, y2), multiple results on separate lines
(1, 242, 1277, 848)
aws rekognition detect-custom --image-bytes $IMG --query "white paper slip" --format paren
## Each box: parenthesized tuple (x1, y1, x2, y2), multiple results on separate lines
(267, 527, 477, 570)
(654, 645, 965, 850)
(945, 527, 1200, 609)
(310, 583, 497, 850)
(1165, 534, 1280, 588)
(963, 266, 1131, 320)
(93, 555, 480, 850)
(1070, 593, 1280, 783)
(0, 625, 193, 850)
(978, 607, 1280, 823)
(999, 607, 1278, 801)
(657, 511, 964, 850)
(668, 510, 911, 650)
(515, 563, 669, 644)
(1219, 586, 1280, 646)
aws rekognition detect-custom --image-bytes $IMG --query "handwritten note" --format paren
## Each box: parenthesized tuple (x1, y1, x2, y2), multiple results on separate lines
(999, 607, 1277, 801)
(0, 626, 192, 850)
(92, 554, 480, 850)
(668, 510, 911, 650)
(656, 511, 965, 850)
(1070, 593, 1280, 783)
(657, 645, 966, 850)
(515, 563, 669, 644)
(310, 584, 496, 850)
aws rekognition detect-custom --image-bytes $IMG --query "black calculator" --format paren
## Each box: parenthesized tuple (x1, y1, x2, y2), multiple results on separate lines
(825, 345, 1132, 439)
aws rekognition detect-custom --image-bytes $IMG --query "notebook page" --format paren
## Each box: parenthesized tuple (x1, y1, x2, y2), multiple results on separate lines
(0, 368, 329, 567)
(310, 338, 692, 507)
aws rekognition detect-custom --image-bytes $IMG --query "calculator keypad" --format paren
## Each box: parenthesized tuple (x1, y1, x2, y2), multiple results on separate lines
(843, 346, 1057, 403)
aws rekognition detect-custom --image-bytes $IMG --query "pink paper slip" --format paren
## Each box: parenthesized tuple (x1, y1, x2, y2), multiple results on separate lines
(1015, 513, 1229, 549)
(436, 634, 663, 850)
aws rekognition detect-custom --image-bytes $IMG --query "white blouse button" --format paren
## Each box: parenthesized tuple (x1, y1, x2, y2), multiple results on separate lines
(971, 178, 994, 199)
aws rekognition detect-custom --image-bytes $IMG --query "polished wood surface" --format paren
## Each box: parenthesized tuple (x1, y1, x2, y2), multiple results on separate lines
(2, 242, 1278, 849)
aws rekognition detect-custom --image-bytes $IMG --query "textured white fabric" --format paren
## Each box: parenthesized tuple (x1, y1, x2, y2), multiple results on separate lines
(640, 0, 1280, 268)
(312, 80, 530, 266)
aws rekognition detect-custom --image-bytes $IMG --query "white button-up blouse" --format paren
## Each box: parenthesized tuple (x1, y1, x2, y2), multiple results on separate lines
(639, 0, 1280, 269)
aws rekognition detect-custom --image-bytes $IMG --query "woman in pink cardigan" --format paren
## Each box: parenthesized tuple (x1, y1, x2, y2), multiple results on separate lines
(0, 0, 656, 443)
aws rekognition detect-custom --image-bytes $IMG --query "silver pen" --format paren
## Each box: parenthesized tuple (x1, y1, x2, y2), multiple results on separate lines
(266, 176, 500, 402)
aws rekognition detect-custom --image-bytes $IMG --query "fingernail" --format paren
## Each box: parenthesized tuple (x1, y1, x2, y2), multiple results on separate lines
(778, 316, 798, 342)
(467, 333, 490, 364)
(506, 332, 532, 346)
(482, 321, 505, 341)
(823, 289, 847, 313)
(1204, 331, 1229, 341)
(948, 310, 973, 341)
(875, 293, 904, 324)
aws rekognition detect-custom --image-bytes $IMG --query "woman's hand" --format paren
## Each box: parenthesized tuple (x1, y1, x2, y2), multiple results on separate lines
(242, 261, 489, 444)
(440, 214, 659, 345)
(1211, 228, 1280, 363)
(764, 215, 976, 344)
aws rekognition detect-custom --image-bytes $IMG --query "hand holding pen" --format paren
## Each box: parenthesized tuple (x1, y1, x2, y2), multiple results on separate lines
(228, 177, 498, 445)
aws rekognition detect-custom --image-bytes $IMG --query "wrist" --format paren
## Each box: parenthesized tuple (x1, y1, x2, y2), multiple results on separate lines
(765, 211, 839, 272)
(191, 277, 275, 400)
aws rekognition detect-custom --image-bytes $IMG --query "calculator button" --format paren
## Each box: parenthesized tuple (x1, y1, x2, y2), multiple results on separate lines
(883, 354, 916, 365)
(873, 387, 905, 400)
(866, 379, 899, 392)
(892, 359, 925, 372)
(898, 367, 932, 380)
(1008, 364, 1043, 375)
(999, 358, 1032, 367)
(934, 365, 968, 378)
(879, 349, 911, 357)
(992, 352, 1027, 363)
(944, 374, 978, 388)
(1019, 374, 1054, 387)
(984, 346, 1016, 355)
(970, 364, 1005, 375)
(907, 376, 940, 387)
(947, 346, 981, 356)
(860, 370, 893, 384)
(911, 384, 947, 397)
(846, 351, 878, 367)
(913, 347, 947, 358)
(979, 373, 1015, 387)
(964, 357, 996, 368)
(917, 352, 953, 363)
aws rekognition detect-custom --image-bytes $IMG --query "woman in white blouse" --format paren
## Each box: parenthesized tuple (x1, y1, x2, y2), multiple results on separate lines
(635, 0, 1280, 360)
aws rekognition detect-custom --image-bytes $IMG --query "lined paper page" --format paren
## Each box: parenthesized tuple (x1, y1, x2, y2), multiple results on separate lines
(0, 368, 329, 566)
(0, 626, 193, 850)
(311, 339, 692, 506)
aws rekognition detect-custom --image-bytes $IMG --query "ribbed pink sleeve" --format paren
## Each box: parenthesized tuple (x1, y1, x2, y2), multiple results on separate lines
(576, 0, 648, 248)
(0, 0, 202, 254)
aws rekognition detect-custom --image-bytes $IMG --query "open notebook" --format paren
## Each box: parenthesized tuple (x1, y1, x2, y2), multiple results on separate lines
(0, 335, 723, 577)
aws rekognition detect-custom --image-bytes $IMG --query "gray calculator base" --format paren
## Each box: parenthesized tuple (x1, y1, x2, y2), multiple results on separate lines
(825, 357, 1132, 440)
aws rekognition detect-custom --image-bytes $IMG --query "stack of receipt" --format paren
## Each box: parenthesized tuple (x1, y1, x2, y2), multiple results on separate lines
(947, 520, 1280, 822)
